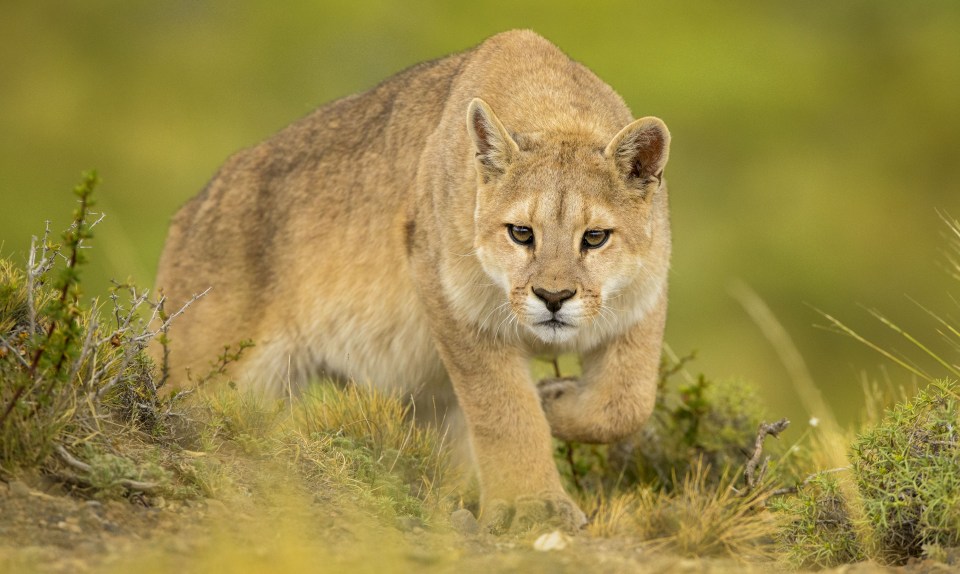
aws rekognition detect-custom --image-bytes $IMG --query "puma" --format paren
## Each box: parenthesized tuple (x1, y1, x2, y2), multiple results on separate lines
(154, 29, 671, 532)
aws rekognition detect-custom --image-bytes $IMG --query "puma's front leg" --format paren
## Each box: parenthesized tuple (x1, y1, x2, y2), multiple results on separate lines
(435, 335, 586, 533)
(539, 294, 666, 444)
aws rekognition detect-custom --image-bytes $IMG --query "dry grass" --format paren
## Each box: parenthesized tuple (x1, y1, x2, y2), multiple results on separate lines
(580, 459, 780, 562)
(275, 381, 459, 524)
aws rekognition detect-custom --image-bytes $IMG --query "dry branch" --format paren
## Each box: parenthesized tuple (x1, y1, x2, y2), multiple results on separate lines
(744, 418, 790, 492)
(54, 444, 160, 494)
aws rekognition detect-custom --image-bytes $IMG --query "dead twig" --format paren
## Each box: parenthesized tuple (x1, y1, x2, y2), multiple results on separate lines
(0, 334, 32, 369)
(54, 444, 160, 494)
(744, 418, 790, 493)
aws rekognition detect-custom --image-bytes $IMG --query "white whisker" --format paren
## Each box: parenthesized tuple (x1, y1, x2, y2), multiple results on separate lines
(477, 300, 511, 341)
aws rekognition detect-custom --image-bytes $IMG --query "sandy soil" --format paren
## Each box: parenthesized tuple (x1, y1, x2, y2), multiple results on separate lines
(0, 472, 928, 574)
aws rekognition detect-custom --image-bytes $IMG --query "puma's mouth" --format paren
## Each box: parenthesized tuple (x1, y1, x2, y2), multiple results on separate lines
(537, 319, 572, 329)
(528, 317, 578, 345)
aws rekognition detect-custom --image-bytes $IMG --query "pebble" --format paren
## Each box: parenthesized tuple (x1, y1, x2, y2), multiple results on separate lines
(449, 508, 479, 535)
(533, 530, 571, 552)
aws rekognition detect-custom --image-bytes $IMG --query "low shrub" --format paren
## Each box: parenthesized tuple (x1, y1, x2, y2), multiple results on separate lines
(851, 379, 960, 564)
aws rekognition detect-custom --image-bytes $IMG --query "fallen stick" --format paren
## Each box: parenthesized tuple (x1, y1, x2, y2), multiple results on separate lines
(744, 418, 790, 492)
(54, 444, 160, 494)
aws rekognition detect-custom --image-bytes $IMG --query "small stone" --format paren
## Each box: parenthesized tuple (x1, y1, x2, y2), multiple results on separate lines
(533, 530, 571, 552)
(450, 508, 479, 535)
(9, 481, 30, 497)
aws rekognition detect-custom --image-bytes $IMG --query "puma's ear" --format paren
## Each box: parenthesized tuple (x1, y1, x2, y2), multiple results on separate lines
(605, 117, 670, 193)
(466, 98, 520, 182)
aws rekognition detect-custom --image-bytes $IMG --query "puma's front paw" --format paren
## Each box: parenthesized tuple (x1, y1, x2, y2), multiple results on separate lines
(483, 490, 587, 535)
(536, 376, 579, 405)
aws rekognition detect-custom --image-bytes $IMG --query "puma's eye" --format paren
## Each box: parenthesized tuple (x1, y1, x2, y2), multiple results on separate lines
(582, 229, 610, 249)
(507, 224, 534, 246)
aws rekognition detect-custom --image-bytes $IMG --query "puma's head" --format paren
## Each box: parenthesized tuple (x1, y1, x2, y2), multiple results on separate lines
(467, 97, 670, 346)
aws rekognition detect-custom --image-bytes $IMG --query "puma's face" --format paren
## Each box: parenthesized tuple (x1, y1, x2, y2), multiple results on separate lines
(467, 98, 670, 345)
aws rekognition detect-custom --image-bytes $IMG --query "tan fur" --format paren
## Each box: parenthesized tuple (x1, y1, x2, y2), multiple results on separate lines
(153, 30, 671, 530)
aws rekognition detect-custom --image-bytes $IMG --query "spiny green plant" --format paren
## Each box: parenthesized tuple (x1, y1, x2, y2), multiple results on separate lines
(772, 381, 960, 568)
(788, 213, 960, 567)
(770, 472, 864, 569)
(851, 380, 960, 564)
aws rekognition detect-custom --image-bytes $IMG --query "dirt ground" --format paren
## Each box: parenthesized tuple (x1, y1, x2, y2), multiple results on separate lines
(1, 467, 930, 574)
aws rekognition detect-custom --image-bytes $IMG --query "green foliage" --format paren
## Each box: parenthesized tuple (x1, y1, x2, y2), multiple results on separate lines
(549, 354, 794, 562)
(851, 380, 960, 564)
(670, 376, 762, 475)
(769, 214, 960, 568)
(624, 365, 776, 490)
(0, 172, 102, 466)
(772, 381, 960, 568)
(80, 444, 171, 499)
(770, 473, 864, 569)
(0, 174, 185, 502)
(551, 354, 791, 514)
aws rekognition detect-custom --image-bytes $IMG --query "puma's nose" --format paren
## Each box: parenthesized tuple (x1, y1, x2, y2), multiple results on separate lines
(532, 287, 576, 313)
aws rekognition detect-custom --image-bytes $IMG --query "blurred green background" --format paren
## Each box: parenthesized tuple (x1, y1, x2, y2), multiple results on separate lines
(2, 1, 958, 429)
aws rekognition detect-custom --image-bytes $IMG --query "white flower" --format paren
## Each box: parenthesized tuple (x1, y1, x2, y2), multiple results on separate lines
(809, 416, 820, 428)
